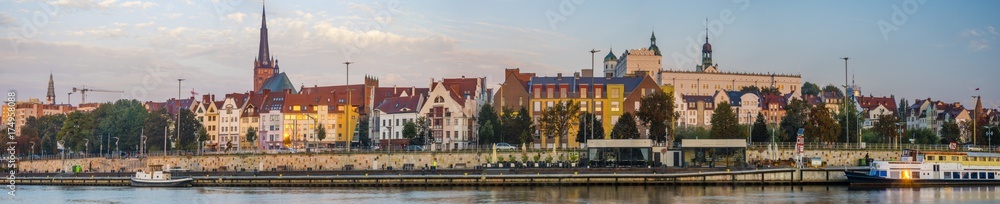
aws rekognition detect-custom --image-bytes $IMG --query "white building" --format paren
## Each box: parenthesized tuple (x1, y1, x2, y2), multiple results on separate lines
(374, 93, 425, 149)
(418, 77, 489, 150)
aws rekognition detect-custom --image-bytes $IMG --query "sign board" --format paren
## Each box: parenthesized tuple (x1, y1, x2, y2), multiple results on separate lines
(949, 142, 957, 150)
(795, 128, 805, 168)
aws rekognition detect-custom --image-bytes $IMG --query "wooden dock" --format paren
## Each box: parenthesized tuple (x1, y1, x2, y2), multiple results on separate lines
(17, 167, 867, 187)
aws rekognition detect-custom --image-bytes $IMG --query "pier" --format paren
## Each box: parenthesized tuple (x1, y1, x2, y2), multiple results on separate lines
(18, 167, 867, 187)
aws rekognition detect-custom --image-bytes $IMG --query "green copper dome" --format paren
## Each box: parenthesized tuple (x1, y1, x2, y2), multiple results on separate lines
(604, 51, 617, 62)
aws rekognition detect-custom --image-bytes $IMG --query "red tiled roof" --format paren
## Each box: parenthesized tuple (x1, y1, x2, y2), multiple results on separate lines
(857, 95, 896, 111)
(375, 95, 423, 114)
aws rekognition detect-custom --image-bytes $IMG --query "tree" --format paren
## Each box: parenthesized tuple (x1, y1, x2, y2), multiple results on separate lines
(143, 108, 171, 154)
(356, 116, 371, 148)
(636, 89, 678, 144)
(57, 111, 95, 154)
(872, 114, 901, 145)
(710, 102, 740, 139)
(315, 124, 325, 143)
(780, 99, 809, 142)
(175, 108, 203, 151)
(837, 99, 862, 143)
(195, 125, 209, 150)
(403, 120, 421, 146)
(91, 99, 149, 152)
(805, 105, 840, 143)
(940, 121, 962, 144)
(751, 112, 769, 142)
(611, 112, 640, 139)
(576, 112, 605, 144)
(801, 82, 821, 96)
(822, 84, 842, 97)
(676, 126, 710, 142)
(908, 128, 939, 144)
(538, 100, 580, 147)
(246, 127, 258, 150)
(515, 107, 534, 145)
(760, 87, 781, 96)
(479, 122, 494, 146)
(476, 103, 501, 145)
(740, 86, 760, 95)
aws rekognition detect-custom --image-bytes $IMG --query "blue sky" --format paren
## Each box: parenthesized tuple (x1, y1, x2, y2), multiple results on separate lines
(2, 0, 998, 109)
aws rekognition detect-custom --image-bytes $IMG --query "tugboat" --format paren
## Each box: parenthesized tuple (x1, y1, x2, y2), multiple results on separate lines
(846, 149, 1000, 187)
(131, 164, 193, 187)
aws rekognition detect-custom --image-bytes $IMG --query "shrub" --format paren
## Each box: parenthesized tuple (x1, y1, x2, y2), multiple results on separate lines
(545, 155, 553, 163)
(521, 154, 529, 163)
(533, 154, 541, 162)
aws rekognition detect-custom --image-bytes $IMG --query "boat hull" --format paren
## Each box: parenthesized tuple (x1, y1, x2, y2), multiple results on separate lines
(846, 171, 1000, 188)
(130, 177, 194, 187)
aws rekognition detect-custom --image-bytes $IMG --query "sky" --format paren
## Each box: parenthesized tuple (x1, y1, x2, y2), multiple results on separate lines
(2, 0, 999, 109)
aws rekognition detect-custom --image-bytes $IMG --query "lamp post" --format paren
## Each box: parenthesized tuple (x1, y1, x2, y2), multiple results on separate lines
(344, 61, 353, 152)
(589, 49, 600, 145)
(840, 57, 849, 146)
(985, 126, 993, 151)
(113, 137, 120, 159)
(30, 142, 35, 159)
(83, 139, 89, 157)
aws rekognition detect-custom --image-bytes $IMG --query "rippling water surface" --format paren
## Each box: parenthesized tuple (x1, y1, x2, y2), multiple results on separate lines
(3, 185, 1000, 203)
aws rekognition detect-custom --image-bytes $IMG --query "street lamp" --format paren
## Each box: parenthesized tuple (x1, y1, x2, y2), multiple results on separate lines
(83, 139, 89, 157)
(30, 142, 35, 159)
(177, 79, 184, 154)
(589, 48, 600, 146)
(344, 61, 353, 152)
(840, 57, 850, 146)
(113, 137, 120, 159)
(985, 126, 993, 151)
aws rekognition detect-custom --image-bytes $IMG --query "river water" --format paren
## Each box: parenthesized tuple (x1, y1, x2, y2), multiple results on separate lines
(3, 185, 999, 203)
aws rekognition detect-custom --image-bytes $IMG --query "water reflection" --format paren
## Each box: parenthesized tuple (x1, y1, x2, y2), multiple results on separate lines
(4, 185, 1000, 203)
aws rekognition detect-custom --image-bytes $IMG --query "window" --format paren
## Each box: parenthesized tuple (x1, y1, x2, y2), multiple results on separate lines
(560, 88, 567, 98)
(533, 101, 541, 111)
(611, 102, 620, 112)
(534, 88, 541, 98)
(581, 88, 588, 99)
(581, 101, 588, 111)
(596, 88, 603, 98)
(610, 89, 620, 98)
(595, 102, 603, 112)
(635, 101, 641, 111)
(547, 101, 554, 107)
(547, 88, 554, 98)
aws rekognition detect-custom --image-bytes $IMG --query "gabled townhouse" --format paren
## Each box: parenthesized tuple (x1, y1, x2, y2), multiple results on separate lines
(760, 94, 788, 125)
(259, 91, 288, 150)
(280, 92, 341, 150)
(494, 68, 534, 112)
(712, 90, 760, 125)
(680, 95, 714, 127)
(419, 77, 489, 150)
(238, 92, 266, 151)
(374, 93, 425, 149)
(857, 95, 897, 128)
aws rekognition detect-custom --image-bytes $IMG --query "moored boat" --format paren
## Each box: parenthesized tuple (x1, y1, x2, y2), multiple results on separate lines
(847, 150, 1000, 187)
(131, 164, 193, 187)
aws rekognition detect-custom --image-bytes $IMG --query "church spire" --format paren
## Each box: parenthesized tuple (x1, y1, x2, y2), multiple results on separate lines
(258, 2, 271, 67)
(46, 73, 55, 105)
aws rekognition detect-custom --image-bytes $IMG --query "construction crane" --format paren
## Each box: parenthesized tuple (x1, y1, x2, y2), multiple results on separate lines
(72, 86, 124, 104)
(67, 92, 73, 105)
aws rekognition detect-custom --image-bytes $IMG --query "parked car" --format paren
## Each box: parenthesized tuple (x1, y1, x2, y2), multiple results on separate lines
(495, 142, 516, 150)
(966, 145, 983, 151)
(404, 145, 424, 151)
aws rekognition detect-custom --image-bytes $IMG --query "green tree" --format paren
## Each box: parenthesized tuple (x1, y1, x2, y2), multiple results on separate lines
(91, 99, 149, 152)
(740, 86, 760, 95)
(356, 116, 371, 148)
(538, 100, 580, 146)
(801, 82, 821, 96)
(403, 120, 422, 146)
(760, 87, 781, 96)
(57, 111, 95, 154)
(940, 121, 962, 144)
(143, 108, 171, 154)
(805, 105, 840, 143)
(908, 128, 939, 144)
(837, 99, 862, 143)
(476, 103, 501, 145)
(315, 124, 325, 143)
(246, 127, 258, 150)
(636, 89, 678, 144)
(195, 125, 209, 150)
(611, 112, 640, 139)
(174, 108, 203, 151)
(822, 84, 842, 97)
(751, 112, 769, 142)
(780, 99, 809, 142)
(709, 102, 740, 139)
(576, 112, 605, 144)
(676, 126, 710, 142)
(479, 122, 494, 146)
(872, 114, 901, 144)
(515, 107, 534, 145)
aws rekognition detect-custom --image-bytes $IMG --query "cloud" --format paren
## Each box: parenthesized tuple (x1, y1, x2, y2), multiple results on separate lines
(960, 26, 999, 51)
(225, 12, 246, 24)
(50, 0, 118, 11)
(0, 13, 15, 26)
(119, 1, 158, 10)
(70, 27, 125, 39)
(135, 21, 155, 29)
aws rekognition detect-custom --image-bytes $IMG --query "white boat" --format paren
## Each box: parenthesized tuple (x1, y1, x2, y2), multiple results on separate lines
(847, 150, 1000, 187)
(131, 165, 193, 187)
